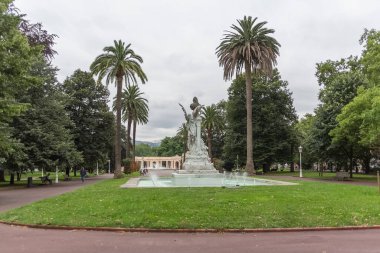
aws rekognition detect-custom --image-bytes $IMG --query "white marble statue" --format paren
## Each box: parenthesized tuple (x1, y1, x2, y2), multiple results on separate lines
(178, 97, 217, 174)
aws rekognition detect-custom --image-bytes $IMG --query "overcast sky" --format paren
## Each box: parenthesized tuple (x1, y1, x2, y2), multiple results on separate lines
(15, 0, 380, 142)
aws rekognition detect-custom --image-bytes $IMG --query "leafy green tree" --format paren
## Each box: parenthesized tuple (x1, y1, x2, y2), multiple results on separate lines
(61, 69, 114, 172)
(11, 62, 83, 175)
(223, 70, 296, 172)
(0, 0, 42, 160)
(157, 136, 183, 157)
(216, 16, 280, 174)
(295, 114, 317, 169)
(331, 86, 380, 173)
(360, 29, 380, 86)
(312, 56, 366, 175)
(134, 143, 158, 157)
(91, 40, 147, 178)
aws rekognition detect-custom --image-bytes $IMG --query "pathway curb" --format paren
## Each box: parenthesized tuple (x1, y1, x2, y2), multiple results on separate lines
(1, 220, 380, 233)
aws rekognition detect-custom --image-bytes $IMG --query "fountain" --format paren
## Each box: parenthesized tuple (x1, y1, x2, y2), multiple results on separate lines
(121, 97, 296, 188)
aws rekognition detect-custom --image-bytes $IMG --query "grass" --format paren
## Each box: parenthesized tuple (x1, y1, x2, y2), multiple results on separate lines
(262, 170, 378, 182)
(1, 176, 380, 229)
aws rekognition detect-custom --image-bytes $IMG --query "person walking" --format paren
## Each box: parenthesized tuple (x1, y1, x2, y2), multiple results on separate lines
(80, 167, 86, 182)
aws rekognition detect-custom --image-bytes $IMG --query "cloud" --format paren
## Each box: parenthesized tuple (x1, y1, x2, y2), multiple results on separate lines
(15, 0, 380, 141)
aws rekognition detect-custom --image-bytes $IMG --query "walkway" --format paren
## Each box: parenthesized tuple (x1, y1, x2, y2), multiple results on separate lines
(1, 171, 380, 253)
(0, 174, 112, 212)
(1, 223, 380, 253)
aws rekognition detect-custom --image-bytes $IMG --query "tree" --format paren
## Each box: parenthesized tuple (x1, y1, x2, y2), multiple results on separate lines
(118, 85, 149, 163)
(61, 69, 114, 172)
(331, 86, 380, 173)
(360, 29, 380, 86)
(216, 16, 280, 174)
(0, 0, 41, 160)
(10, 61, 83, 176)
(201, 104, 224, 161)
(312, 56, 366, 176)
(90, 40, 147, 178)
(157, 136, 183, 157)
(223, 70, 296, 172)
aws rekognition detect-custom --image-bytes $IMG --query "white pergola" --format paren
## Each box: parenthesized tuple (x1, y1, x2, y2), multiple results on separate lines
(135, 155, 182, 169)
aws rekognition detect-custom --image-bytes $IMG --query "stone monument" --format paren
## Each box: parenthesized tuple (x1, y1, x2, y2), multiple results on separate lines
(176, 97, 218, 175)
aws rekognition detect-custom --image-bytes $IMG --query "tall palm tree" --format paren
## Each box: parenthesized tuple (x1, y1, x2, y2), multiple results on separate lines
(122, 86, 149, 164)
(176, 123, 188, 168)
(91, 40, 147, 178)
(216, 16, 280, 175)
(201, 105, 223, 161)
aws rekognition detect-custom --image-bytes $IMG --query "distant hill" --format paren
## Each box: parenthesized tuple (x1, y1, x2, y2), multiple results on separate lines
(135, 140, 161, 147)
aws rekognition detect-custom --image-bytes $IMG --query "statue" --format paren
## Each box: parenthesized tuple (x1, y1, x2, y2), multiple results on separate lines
(178, 97, 217, 174)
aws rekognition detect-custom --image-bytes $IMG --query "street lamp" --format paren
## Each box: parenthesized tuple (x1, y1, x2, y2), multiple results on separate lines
(298, 146, 303, 178)
(107, 159, 111, 174)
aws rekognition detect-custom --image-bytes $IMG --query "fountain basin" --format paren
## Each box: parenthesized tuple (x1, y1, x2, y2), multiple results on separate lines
(121, 173, 296, 188)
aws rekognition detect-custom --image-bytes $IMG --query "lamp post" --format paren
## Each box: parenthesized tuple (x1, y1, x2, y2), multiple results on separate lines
(96, 161, 99, 176)
(298, 146, 303, 178)
(107, 160, 111, 174)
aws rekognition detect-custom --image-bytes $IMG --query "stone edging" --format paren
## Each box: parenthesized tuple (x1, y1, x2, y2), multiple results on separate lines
(1, 220, 380, 233)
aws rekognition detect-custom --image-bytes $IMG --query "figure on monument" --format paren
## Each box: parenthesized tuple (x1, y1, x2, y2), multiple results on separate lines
(179, 97, 203, 153)
(178, 97, 218, 173)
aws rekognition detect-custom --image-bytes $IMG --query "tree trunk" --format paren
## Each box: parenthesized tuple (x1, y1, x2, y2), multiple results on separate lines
(132, 119, 137, 165)
(126, 109, 132, 159)
(349, 147, 353, 178)
(290, 144, 294, 172)
(74, 166, 77, 177)
(10, 173, 14, 185)
(0, 168, 5, 182)
(65, 167, 70, 176)
(244, 61, 255, 175)
(207, 128, 212, 161)
(16, 172, 21, 181)
(114, 76, 123, 178)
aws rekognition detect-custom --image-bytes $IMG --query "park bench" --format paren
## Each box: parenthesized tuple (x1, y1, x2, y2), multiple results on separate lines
(335, 171, 350, 181)
(39, 173, 52, 184)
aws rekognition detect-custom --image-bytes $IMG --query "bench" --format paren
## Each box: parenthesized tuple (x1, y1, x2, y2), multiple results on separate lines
(39, 173, 52, 184)
(335, 171, 350, 181)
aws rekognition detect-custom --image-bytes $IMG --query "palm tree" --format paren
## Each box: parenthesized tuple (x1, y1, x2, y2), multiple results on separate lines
(121, 85, 149, 164)
(216, 16, 280, 175)
(91, 40, 147, 178)
(201, 105, 223, 161)
(176, 123, 188, 169)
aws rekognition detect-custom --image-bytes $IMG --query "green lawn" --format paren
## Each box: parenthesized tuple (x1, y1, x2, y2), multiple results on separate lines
(262, 170, 378, 182)
(1, 176, 380, 229)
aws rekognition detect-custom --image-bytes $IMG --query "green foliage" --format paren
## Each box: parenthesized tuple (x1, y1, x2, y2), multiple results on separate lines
(224, 70, 297, 168)
(0, 0, 43, 158)
(61, 69, 114, 169)
(134, 143, 158, 157)
(216, 16, 280, 79)
(157, 136, 183, 157)
(295, 114, 316, 168)
(331, 86, 380, 153)
(312, 56, 366, 164)
(360, 29, 380, 86)
(11, 64, 82, 171)
(201, 103, 225, 159)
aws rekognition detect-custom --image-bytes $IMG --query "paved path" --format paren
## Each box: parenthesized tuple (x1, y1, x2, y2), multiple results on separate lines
(1, 170, 380, 253)
(0, 174, 112, 212)
(1, 223, 380, 253)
